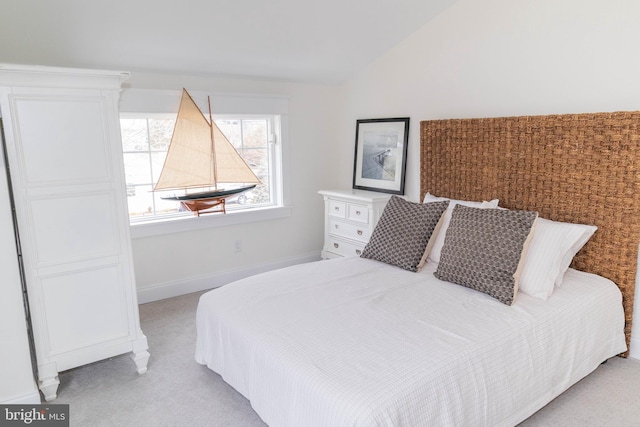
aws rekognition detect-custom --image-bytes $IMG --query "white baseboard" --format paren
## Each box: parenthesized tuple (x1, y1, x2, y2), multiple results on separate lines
(137, 252, 322, 304)
(2, 390, 41, 404)
(630, 336, 640, 360)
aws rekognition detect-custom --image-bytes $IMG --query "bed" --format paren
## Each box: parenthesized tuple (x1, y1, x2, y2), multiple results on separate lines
(195, 111, 639, 426)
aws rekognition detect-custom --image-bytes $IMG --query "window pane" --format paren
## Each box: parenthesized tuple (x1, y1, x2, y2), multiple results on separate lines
(151, 152, 168, 183)
(123, 152, 152, 185)
(242, 120, 268, 148)
(242, 148, 269, 175)
(148, 119, 175, 151)
(251, 181, 271, 205)
(154, 192, 181, 215)
(126, 184, 154, 217)
(121, 119, 149, 152)
(215, 119, 242, 149)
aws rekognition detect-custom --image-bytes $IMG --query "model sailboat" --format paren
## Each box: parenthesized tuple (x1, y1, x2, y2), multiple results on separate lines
(154, 88, 261, 215)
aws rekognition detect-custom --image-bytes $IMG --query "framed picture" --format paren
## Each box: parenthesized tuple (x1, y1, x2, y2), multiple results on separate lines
(352, 117, 409, 195)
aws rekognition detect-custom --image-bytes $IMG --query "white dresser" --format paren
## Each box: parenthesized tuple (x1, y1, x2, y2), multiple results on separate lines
(319, 189, 392, 259)
(0, 64, 149, 401)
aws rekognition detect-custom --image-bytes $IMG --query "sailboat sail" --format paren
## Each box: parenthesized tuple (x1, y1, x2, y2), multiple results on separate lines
(153, 89, 261, 192)
(211, 120, 262, 184)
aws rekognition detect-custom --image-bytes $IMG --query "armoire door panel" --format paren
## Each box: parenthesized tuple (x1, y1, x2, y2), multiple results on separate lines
(11, 96, 111, 186)
(41, 265, 129, 354)
(29, 192, 120, 266)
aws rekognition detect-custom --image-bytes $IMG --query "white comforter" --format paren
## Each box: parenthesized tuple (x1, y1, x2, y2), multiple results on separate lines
(195, 257, 626, 427)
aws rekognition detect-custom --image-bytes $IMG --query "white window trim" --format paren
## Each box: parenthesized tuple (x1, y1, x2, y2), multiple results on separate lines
(119, 88, 292, 238)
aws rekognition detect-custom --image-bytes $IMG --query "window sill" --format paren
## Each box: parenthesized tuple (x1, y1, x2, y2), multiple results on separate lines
(129, 206, 292, 239)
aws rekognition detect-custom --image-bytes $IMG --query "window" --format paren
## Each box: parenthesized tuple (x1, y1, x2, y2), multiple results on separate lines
(120, 113, 282, 222)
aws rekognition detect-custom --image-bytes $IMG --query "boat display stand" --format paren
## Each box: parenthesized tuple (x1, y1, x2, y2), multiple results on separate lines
(181, 196, 227, 216)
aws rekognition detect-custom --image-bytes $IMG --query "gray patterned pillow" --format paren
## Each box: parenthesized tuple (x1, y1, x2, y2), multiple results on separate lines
(434, 205, 537, 305)
(361, 197, 449, 272)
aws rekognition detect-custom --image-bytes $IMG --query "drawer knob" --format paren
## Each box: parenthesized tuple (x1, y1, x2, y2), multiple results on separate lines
(335, 224, 339, 229)
(334, 243, 339, 248)
(355, 249, 362, 255)
(355, 210, 361, 215)
(334, 206, 340, 211)
(357, 230, 363, 235)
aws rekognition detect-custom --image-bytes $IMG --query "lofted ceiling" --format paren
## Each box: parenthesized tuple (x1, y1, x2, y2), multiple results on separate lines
(1, 0, 456, 84)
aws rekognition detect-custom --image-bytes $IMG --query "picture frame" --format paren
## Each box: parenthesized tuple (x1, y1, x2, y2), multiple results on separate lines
(352, 117, 409, 195)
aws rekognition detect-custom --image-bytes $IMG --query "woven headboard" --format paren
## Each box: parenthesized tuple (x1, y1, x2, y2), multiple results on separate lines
(420, 111, 640, 353)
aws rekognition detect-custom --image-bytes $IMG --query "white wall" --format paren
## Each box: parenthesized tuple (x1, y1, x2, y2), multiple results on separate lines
(122, 72, 343, 301)
(0, 129, 39, 403)
(337, 0, 640, 357)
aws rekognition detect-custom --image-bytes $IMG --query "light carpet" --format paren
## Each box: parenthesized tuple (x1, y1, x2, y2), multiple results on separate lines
(55, 291, 640, 426)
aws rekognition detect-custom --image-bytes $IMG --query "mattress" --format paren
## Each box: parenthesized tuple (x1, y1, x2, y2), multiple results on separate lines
(195, 256, 626, 427)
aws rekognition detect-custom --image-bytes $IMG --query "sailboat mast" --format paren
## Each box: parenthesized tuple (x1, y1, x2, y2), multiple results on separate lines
(208, 96, 218, 189)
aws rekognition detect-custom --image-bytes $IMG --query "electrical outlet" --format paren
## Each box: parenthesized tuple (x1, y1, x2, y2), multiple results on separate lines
(234, 239, 242, 253)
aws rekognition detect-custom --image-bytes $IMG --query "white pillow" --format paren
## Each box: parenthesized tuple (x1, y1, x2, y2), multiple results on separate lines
(554, 222, 597, 286)
(423, 193, 499, 264)
(518, 217, 597, 300)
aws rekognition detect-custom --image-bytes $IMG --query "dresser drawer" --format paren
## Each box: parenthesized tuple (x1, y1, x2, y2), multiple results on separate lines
(326, 237, 365, 257)
(328, 218, 371, 243)
(347, 203, 369, 223)
(328, 200, 347, 218)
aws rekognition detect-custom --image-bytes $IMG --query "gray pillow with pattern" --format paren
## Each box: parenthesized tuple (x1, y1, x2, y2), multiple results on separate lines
(434, 205, 537, 305)
(361, 197, 449, 272)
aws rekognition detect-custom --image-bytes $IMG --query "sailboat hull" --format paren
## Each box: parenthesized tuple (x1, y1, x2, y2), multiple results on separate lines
(160, 185, 256, 201)
(161, 185, 257, 216)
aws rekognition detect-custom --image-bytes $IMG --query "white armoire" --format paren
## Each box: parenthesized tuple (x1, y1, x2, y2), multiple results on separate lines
(0, 64, 149, 401)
